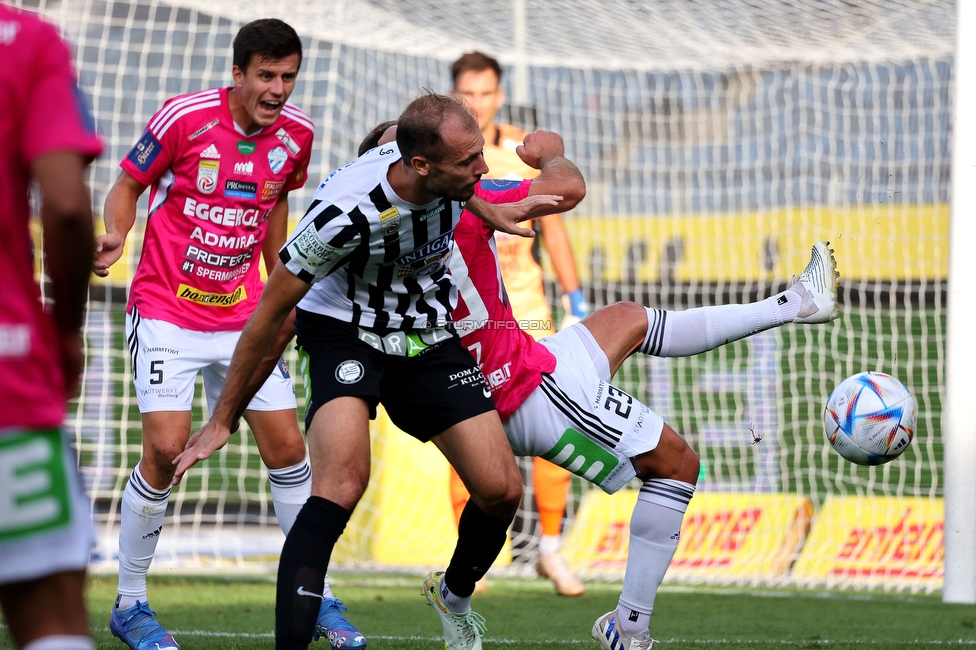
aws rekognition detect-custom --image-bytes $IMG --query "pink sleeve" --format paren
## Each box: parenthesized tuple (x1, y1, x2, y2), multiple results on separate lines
(474, 178, 532, 204)
(119, 99, 181, 185)
(21, 21, 103, 164)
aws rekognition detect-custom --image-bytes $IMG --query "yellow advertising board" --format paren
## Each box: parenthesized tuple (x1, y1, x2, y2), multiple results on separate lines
(88, 204, 948, 289)
(562, 491, 812, 581)
(792, 495, 943, 589)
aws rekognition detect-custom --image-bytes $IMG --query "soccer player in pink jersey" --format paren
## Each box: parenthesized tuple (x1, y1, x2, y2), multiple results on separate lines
(365, 123, 839, 649)
(92, 19, 362, 650)
(0, 5, 103, 650)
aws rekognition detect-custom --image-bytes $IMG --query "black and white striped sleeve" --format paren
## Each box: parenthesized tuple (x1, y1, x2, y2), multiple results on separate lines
(279, 199, 365, 284)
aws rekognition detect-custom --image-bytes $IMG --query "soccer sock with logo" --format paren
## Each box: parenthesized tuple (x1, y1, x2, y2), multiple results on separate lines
(116, 463, 169, 610)
(640, 292, 801, 358)
(275, 496, 350, 650)
(268, 459, 312, 536)
(618, 479, 695, 638)
(442, 500, 511, 612)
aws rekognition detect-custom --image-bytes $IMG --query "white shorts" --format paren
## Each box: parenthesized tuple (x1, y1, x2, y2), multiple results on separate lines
(126, 311, 296, 415)
(0, 429, 94, 584)
(503, 324, 664, 494)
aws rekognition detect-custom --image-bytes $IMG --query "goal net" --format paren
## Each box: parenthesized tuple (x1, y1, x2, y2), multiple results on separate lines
(16, 0, 953, 591)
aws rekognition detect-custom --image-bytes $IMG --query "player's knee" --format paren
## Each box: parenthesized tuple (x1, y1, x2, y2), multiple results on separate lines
(475, 477, 522, 519)
(263, 430, 307, 468)
(144, 443, 181, 480)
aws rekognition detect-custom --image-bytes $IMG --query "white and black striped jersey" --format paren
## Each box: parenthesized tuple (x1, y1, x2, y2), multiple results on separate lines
(280, 143, 464, 330)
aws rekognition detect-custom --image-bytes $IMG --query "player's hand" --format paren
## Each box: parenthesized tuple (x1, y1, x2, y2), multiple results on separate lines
(516, 131, 566, 170)
(470, 193, 562, 237)
(93, 232, 125, 277)
(172, 421, 232, 484)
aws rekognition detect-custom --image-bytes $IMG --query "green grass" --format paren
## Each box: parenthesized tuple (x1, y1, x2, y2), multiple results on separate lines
(3, 574, 974, 649)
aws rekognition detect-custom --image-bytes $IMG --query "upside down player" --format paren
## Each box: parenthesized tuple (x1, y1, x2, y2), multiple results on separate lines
(450, 51, 587, 596)
(365, 123, 840, 648)
(172, 92, 577, 650)
(92, 19, 363, 650)
(0, 5, 103, 649)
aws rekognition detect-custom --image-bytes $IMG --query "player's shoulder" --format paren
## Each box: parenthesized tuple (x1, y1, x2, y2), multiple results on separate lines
(278, 101, 315, 137)
(1, 5, 67, 62)
(312, 147, 391, 211)
(149, 87, 223, 138)
(494, 123, 529, 147)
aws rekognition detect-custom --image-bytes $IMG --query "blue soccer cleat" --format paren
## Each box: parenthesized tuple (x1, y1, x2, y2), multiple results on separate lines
(313, 598, 367, 649)
(110, 601, 180, 650)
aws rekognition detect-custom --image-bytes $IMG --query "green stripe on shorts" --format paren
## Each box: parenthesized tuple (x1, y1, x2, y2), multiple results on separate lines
(0, 429, 72, 542)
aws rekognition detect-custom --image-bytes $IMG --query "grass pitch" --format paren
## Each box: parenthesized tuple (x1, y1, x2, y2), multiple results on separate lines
(2, 573, 974, 649)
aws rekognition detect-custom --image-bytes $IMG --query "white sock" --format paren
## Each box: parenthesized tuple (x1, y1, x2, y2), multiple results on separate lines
(539, 534, 561, 556)
(640, 296, 796, 358)
(23, 636, 95, 650)
(267, 460, 337, 599)
(117, 463, 169, 611)
(268, 459, 312, 536)
(440, 578, 471, 614)
(618, 479, 695, 638)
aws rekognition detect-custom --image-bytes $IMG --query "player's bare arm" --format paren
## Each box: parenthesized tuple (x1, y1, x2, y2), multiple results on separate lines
(225, 193, 301, 423)
(33, 151, 97, 397)
(172, 263, 311, 483)
(93, 170, 147, 277)
(537, 215, 582, 293)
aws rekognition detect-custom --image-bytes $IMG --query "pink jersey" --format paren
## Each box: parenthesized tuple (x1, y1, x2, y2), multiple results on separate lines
(123, 87, 314, 331)
(0, 5, 103, 430)
(452, 180, 556, 421)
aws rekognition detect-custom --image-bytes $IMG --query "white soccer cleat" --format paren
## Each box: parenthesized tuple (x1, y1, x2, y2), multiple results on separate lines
(422, 571, 487, 650)
(591, 610, 657, 650)
(792, 240, 840, 324)
(536, 551, 585, 597)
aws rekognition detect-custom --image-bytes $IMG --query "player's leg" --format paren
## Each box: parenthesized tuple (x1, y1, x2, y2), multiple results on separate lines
(112, 410, 188, 650)
(583, 241, 840, 376)
(505, 326, 695, 648)
(0, 429, 95, 650)
(425, 410, 522, 650)
(0, 571, 91, 650)
(114, 314, 202, 650)
(275, 396, 372, 650)
(532, 457, 584, 596)
(593, 425, 698, 648)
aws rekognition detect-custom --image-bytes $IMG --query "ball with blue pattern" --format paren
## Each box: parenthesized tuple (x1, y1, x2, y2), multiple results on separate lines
(823, 371, 916, 466)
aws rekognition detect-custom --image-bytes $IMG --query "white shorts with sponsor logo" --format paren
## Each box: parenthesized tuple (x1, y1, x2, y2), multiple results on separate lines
(503, 323, 664, 495)
(126, 311, 296, 414)
(0, 429, 94, 584)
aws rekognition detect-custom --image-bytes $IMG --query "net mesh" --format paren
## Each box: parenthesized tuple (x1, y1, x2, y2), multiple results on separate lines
(13, 0, 953, 590)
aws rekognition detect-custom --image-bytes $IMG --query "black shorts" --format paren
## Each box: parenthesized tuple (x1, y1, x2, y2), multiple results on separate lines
(295, 309, 495, 442)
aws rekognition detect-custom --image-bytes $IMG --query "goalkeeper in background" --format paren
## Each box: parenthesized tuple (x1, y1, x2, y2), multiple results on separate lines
(449, 50, 587, 597)
(0, 4, 102, 649)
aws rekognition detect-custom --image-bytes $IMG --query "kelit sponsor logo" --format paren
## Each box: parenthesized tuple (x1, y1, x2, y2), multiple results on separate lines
(176, 283, 247, 307)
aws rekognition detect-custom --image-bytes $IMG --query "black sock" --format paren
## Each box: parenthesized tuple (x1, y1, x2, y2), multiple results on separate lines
(275, 497, 350, 650)
(443, 500, 511, 597)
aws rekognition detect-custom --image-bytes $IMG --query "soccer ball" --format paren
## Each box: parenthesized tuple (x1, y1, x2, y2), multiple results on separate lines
(822, 371, 916, 466)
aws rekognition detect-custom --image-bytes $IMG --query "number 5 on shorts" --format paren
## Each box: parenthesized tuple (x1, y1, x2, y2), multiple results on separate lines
(0, 430, 72, 541)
